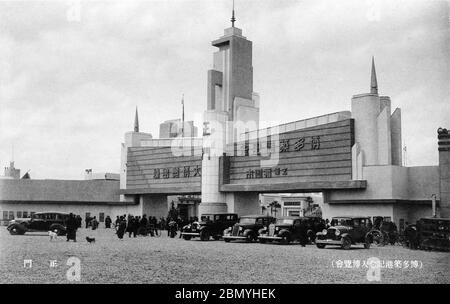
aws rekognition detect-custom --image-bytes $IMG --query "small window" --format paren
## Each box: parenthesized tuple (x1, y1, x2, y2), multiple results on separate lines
(353, 219, 361, 227)
(30, 212, 35, 218)
(16, 211, 22, 218)
(2, 211, 8, 220)
(9, 211, 14, 219)
(23, 211, 28, 218)
(99, 213, 105, 222)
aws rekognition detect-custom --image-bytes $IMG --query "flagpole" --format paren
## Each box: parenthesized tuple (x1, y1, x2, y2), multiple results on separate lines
(181, 94, 185, 138)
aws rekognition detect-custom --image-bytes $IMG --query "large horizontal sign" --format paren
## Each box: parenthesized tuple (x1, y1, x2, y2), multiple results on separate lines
(126, 146, 202, 194)
(220, 119, 359, 192)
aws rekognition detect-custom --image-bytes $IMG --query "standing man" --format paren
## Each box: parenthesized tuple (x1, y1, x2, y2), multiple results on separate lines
(85, 214, 91, 229)
(298, 219, 308, 247)
(127, 216, 135, 238)
(139, 215, 148, 236)
(91, 216, 99, 230)
(105, 215, 112, 229)
(66, 213, 78, 242)
(117, 216, 127, 240)
(76, 215, 82, 229)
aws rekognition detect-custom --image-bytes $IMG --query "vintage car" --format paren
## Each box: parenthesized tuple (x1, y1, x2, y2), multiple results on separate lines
(258, 216, 326, 244)
(417, 217, 450, 252)
(180, 213, 238, 241)
(315, 216, 372, 249)
(7, 212, 69, 235)
(369, 216, 399, 246)
(223, 215, 276, 242)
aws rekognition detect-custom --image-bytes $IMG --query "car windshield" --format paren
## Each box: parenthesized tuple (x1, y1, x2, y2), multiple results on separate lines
(276, 219, 294, 225)
(332, 218, 353, 226)
(239, 218, 256, 225)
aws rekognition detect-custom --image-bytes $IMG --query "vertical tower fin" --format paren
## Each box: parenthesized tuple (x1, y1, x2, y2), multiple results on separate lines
(371, 56, 378, 94)
(134, 106, 139, 132)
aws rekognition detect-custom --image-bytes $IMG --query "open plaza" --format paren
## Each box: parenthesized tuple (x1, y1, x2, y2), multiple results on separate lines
(0, 228, 448, 284)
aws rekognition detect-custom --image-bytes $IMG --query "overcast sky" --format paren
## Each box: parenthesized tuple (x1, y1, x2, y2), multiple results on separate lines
(0, 0, 448, 179)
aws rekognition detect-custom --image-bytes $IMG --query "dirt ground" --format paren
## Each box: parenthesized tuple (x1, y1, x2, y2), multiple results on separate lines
(0, 227, 448, 284)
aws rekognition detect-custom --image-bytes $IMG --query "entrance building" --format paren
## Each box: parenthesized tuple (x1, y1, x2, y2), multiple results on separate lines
(118, 15, 447, 228)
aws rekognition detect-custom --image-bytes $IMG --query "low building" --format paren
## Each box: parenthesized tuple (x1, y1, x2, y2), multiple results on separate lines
(0, 173, 136, 227)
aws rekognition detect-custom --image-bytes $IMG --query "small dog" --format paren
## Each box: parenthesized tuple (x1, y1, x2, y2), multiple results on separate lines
(48, 231, 58, 241)
(86, 236, 96, 243)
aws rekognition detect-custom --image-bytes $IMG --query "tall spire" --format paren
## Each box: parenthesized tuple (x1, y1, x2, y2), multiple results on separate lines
(231, 0, 236, 27)
(370, 56, 378, 94)
(134, 106, 139, 132)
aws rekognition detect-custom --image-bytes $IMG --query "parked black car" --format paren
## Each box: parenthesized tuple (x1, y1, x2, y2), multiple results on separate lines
(258, 216, 326, 244)
(315, 216, 372, 249)
(181, 213, 238, 241)
(417, 217, 450, 251)
(223, 215, 275, 242)
(7, 212, 69, 235)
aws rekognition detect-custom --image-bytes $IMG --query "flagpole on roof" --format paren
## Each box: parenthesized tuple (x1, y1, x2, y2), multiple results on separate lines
(181, 94, 185, 138)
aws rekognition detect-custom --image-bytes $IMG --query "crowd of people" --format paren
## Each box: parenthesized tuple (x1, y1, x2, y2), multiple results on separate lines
(113, 214, 200, 240)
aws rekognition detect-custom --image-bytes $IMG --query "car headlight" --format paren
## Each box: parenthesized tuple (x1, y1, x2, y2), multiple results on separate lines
(275, 227, 280, 231)
(322, 229, 327, 234)
(335, 229, 340, 236)
(239, 226, 243, 231)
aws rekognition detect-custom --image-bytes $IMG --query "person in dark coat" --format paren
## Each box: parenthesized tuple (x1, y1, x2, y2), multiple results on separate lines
(76, 215, 82, 229)
(66, 213, 78, 242)
(405, 224, 419, 249)
(132, 216, 139, 237)
(298, 219, 308, 247)
(91, 216, 99, 230)
(85, 215, 91, 229)
(139, 215, 148, 236)
(127, 216, 135, 238)
(116, 216, 127, 240)
(105, 216, 112, 228)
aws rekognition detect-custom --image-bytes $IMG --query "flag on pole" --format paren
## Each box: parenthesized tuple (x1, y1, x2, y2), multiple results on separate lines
(181, 94, 185, 137)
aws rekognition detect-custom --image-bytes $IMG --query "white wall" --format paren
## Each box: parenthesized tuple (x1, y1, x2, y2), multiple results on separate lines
(0, 202, 141, 227)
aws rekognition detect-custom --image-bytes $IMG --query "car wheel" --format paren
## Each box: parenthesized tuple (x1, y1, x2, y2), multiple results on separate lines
(280, 233, 291, 245)
(9, 226, 25, 235)
(341, 237, 351, 250)
(224, 238, 230, 243)
(370, 230, 384, 246)
(259, 238, 266, 244)
(199, 230, 210, 241)
(245, 232, 255, 242)
(316, 243, 326, 249)
(183, 235, 192, 241)
(213, 235, 220, 241)
(364, 238, 371, 249)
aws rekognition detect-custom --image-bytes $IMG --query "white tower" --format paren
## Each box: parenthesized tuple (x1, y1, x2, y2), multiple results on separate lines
(199, 8, 260, 215)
